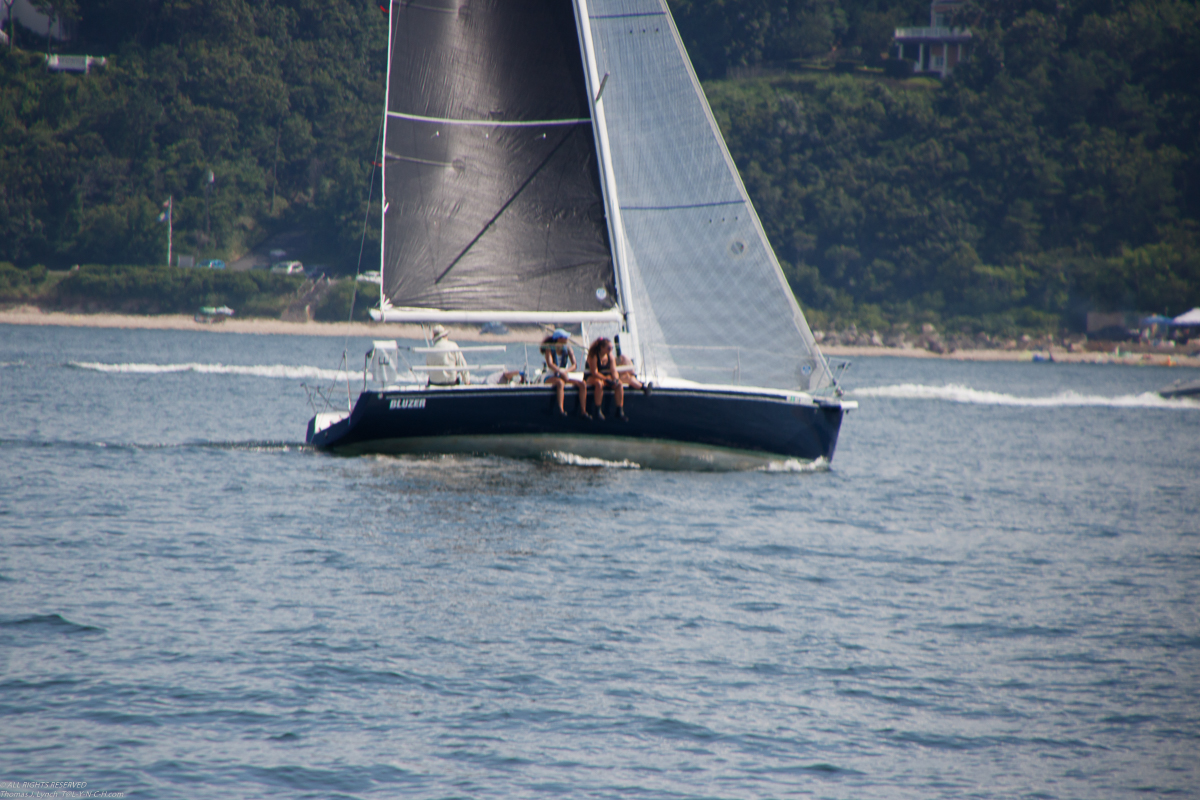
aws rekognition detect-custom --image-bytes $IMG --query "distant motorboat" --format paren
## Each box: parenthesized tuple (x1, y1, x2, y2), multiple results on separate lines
(1158, 377, 1200, 399)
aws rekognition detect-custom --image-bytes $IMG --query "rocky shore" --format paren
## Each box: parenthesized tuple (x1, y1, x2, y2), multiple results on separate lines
(817, 323, 1200, 367)
(815, 322, 1084, 355)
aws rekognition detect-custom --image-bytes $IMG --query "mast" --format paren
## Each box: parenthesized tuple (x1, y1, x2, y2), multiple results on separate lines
(571, 0, 642, 368)
(378, 0, 396, 315)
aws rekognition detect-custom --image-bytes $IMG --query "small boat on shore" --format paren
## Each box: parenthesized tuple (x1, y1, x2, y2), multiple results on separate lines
(194, 305, 234, 324)
(1158, 377, 1200, 399)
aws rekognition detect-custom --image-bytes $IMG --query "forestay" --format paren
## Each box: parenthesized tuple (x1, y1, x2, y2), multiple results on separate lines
(586, 0, 832, 391)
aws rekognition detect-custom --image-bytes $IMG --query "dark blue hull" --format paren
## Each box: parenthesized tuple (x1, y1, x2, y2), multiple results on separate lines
(307, 384, 845, 470)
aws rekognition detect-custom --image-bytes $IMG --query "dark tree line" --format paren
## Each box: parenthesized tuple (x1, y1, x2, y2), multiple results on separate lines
(2, 0, 1197, 329)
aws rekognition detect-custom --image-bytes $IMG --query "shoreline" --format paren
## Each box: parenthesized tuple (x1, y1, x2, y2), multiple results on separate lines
(821, 344, 1200, 367)
(4, 306, 1199, 367)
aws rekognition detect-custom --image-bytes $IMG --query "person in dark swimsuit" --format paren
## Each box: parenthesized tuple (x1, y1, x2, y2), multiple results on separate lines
(585, 337, 626, 421)
(541, 329, 588, 418)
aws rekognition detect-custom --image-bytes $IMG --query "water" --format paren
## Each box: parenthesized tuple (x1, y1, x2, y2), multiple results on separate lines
(2, 324, 1198, 799)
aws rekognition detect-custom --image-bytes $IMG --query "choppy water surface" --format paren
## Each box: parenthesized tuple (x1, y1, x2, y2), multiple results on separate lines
(2, 325, 1198, 799)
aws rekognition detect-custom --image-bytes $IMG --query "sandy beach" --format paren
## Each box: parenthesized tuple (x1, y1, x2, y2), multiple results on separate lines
(4, 306, 1199, 368)
(0, 306, 535, 344)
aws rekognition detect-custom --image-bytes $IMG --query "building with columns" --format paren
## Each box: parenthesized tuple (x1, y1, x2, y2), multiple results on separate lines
(893, 0, 971, 77)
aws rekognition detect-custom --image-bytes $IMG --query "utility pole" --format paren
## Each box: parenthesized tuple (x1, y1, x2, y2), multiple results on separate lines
(271, 127, 280, 215)
(204, 169, 214, 243)
(158, 196, 173, 266)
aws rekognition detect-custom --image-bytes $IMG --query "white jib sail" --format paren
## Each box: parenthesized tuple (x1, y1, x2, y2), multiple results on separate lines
(585, 0, 833, 392)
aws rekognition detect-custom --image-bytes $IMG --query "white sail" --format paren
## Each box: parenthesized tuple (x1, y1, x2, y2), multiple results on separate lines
(586, 0, 832, 391)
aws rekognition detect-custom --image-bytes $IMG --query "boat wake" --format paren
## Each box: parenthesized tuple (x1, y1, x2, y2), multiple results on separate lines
(850, 383, 1199, 409)
(758, 456, 830, 473)
(70, 361, 361, 382)
(1, 437, 305, 452)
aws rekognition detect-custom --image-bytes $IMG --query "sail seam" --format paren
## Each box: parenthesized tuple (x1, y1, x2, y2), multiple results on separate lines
(387, 111, 591, 127)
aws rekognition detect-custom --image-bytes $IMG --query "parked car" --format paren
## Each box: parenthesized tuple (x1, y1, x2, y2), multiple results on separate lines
(270, 261, 304, 275)
(198, 259, 226, 269)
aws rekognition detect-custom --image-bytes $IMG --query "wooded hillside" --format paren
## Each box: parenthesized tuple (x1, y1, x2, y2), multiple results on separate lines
(0, 0, 386, 271)
(2, 0, 1197, 331)
(683, 0, 1200, 332)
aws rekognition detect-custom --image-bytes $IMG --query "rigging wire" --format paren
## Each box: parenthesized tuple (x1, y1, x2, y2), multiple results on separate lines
(316, 114, 387, 415)
(349, 114, 387, 325)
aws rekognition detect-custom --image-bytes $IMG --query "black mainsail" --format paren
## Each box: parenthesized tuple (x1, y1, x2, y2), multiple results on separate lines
(382, 0, 616, 314)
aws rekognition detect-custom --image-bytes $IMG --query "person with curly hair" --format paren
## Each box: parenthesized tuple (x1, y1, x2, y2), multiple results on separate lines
(585, 337, 626, 421)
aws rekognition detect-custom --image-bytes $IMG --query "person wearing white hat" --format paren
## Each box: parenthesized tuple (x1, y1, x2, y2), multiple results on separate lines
(426, 324, 470, 386)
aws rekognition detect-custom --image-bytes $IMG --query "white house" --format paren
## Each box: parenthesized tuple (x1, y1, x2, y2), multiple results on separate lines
(893, 0, 972, 77)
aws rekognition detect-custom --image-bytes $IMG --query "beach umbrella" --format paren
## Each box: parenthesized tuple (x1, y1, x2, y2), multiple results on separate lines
(1140, 314, 1173, 326)
(1171, 308, 1200, 326)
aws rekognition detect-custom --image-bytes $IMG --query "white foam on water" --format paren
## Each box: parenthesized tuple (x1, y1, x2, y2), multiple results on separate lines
(70, 361, 360, 382)
(545, 451, 642, 469)
(757, 456, 830, 473)
(850, 383, 1199, 409)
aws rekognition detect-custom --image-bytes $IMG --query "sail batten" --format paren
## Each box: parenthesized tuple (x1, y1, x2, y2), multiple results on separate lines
(386, 111, 592, 128)
(372, 308, 625, 324)
(623, 200, 744, 211)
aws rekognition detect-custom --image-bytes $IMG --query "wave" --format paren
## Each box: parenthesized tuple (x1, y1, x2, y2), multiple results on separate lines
(758, 456, 830, 473)
(70, 361, 361, 382)
(544, 451, 641, 469)
(850, 383, 1198, 409)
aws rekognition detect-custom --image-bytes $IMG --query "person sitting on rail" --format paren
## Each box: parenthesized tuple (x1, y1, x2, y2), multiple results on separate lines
(426, 324, 470, 386)
(585, 336, 627, 421)
(541, 329, 588, 418)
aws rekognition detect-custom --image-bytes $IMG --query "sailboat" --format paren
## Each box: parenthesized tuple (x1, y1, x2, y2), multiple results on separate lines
(306, 0, 856, 469)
